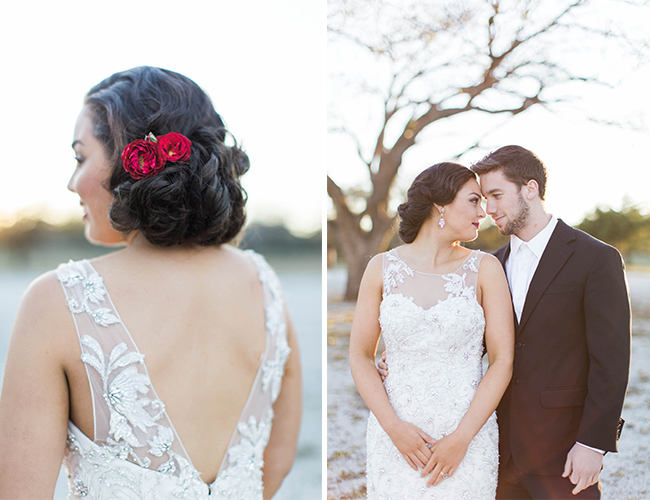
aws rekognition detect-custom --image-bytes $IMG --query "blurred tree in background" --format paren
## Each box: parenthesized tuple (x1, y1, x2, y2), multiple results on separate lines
(576, 201, 650, 261)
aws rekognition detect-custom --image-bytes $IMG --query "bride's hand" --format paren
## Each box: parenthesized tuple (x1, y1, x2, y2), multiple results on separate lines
(421, 432, 470, 486)
(386, 420, 435, 471)
(377, 351, 388, 381)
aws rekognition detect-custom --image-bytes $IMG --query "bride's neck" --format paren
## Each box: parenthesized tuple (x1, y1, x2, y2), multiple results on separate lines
(407, 226, 460, 268)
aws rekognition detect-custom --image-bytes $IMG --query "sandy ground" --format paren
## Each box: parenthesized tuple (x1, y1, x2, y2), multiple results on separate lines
(327, 268, 650, 500)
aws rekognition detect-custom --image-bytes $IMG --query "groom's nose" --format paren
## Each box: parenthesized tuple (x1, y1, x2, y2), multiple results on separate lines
(485, 199, 497, 215)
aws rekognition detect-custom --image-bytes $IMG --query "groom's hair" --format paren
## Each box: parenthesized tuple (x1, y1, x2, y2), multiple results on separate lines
(471, 145, 547, 200)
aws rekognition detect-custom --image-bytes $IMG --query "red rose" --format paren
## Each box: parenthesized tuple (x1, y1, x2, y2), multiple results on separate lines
(121, 139, 165, 179)
(157, 132, 192, 163)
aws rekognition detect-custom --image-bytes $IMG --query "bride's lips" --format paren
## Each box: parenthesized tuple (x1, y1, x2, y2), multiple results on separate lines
(472, 222, 480, 229)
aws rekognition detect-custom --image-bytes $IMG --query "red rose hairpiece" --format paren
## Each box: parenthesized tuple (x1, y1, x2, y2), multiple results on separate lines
(121, 132, 192, 180)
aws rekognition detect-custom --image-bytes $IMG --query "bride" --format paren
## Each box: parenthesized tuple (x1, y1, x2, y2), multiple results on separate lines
(0, 66, 301, 499)
(349, 162, 514, 499)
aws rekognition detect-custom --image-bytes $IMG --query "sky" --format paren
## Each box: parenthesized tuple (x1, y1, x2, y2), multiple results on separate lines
(327, 0, 650, 227)
(0, 0, 324, 236)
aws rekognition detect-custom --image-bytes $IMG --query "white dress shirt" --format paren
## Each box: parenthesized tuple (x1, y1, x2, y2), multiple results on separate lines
(505, 215, 604, 455)
(506, 215, 558, 322)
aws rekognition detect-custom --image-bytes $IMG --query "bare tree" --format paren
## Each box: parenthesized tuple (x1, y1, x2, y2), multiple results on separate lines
(328, 0, 649, 300)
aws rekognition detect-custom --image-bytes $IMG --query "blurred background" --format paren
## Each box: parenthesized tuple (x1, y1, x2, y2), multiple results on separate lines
(326, 1, 650, 498)
(0, 1, 323, 498)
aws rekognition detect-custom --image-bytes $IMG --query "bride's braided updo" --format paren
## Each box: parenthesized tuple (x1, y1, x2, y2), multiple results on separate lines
(85, 66, 249, 247)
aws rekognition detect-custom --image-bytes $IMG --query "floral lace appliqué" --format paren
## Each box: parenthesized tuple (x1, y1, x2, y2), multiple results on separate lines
(441, 272, 476, 300)
(59, 261, 119, 327)
(262, 339, 292, 402)
(211, 410, 274, 499)
(462, 252, 479, 273)
(384, 252, 415, 295)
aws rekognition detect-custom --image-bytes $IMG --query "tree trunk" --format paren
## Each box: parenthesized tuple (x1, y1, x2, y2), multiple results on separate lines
(331, 213, 395, 302)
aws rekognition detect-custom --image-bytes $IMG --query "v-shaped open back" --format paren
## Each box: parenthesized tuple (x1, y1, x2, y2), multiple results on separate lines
(56, 250, 290, 499)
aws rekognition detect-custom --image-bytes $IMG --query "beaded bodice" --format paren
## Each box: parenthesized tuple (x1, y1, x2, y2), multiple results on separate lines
(365, 248, 498, 499)
(56, 250, 290, 499)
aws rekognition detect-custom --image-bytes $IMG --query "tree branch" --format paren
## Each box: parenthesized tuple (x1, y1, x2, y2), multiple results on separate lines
(330, 126, 372, 169)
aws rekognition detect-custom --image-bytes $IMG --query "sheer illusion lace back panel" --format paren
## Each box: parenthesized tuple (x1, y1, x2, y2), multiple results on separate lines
(56, 250, 290, 499)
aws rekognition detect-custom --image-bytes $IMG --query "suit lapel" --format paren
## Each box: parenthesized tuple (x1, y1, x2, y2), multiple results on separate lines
(517, 220, 575, 334)
(494, 243, 510, 269)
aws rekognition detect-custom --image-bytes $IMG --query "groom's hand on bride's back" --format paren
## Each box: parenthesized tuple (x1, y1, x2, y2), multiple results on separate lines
(377, 351, 388, 381)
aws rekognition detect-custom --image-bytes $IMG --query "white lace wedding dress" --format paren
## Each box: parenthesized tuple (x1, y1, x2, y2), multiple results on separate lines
(366, 248, 498, 499)
(56, 250, 290, 499)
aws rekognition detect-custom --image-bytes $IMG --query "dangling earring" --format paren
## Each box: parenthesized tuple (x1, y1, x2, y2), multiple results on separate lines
(439, 208, 445, 229)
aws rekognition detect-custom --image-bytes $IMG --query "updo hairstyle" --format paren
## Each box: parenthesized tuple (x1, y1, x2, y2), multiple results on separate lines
(85, 66, 250, 246)
(397, 162, 476, 243)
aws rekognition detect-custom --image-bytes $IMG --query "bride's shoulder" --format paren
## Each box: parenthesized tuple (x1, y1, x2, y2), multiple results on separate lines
(20, 267, 68, 310)
(11, 267, 75, 347)
(475, 252, 506, 283)
(222, 245, 282, 287)
(227, 245, 272, 271)
(476, 251, 500, 268)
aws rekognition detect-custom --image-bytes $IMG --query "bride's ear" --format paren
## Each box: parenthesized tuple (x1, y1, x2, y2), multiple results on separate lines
(432, 204, 444, 216)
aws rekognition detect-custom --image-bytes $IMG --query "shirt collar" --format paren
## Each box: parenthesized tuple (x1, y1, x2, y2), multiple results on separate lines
(509, 215, 558, 259)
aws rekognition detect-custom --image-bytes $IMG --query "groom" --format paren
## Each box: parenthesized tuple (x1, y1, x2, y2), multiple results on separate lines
(471, 146, 630, 499)
(379, 145, 630, 499)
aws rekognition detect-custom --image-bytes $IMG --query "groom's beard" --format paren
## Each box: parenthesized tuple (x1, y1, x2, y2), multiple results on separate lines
(500, 193, 530, 236)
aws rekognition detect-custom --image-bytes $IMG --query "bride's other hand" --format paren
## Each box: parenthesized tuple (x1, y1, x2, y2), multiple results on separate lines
(377, 351, 388, 381)
(421, 432, 470, 486)
(386, 420, 435, 471)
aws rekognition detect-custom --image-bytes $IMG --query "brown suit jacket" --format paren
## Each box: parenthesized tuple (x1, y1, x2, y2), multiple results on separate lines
(494, 219, 631, 475)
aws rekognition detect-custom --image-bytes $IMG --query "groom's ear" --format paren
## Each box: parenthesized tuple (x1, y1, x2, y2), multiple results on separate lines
(522, 179, 540, 200)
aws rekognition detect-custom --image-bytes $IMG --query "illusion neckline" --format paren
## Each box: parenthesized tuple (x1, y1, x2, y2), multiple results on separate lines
(391, 248, 479, 276)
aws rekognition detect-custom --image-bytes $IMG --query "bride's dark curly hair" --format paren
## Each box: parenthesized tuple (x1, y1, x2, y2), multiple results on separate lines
(398, 162, 476, 243)
(85, 66, 249, 247)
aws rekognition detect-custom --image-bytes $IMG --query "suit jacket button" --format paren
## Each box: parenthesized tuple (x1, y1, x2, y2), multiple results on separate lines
(512, 378, 520, 385)
(515, 342, 523, 349)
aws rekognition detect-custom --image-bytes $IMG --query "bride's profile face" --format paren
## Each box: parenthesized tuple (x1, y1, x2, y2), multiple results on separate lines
(68, 106, 125, 246)
(443, 178, 486, 242)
